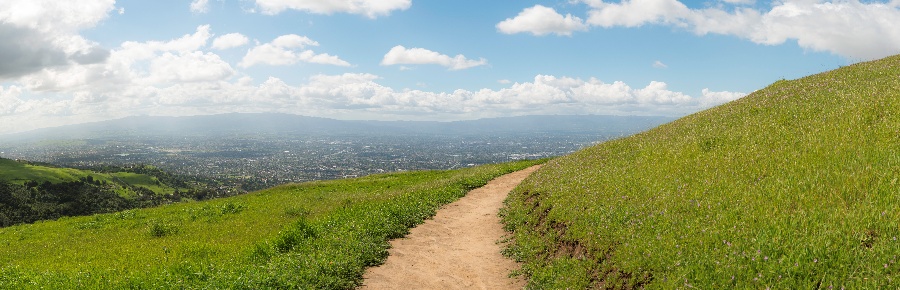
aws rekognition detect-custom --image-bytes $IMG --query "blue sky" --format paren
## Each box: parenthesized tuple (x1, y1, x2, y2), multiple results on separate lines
(1, 0, 898, 134)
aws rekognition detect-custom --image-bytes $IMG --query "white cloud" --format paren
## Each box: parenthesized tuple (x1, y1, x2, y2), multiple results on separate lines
(212, 33, 249, 50)
(653, 60, 668, 68)
(498, 79, 511, 84)
(190, 0, 209, 13)
(240, 34, 351, 67)
(721, 0, 755, 4)
(272, 34, 318, 48)
(381, 45, 488, 70)
(119, 25, 213, 60)
(0, 85, 24, 115)
(254, 0, 411, 18)
(148, 51, 235, 83)
(0, 0, 115, 79)
(0, 0, 115, 32)
(579, 0, 900, 60)
(584, 0, 690, 28)
(496, 5, 588, 36)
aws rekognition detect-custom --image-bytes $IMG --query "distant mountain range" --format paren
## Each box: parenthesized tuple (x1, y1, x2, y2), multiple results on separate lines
(1, 114, 674, 142)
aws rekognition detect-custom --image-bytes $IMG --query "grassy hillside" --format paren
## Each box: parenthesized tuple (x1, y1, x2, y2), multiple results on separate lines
(0, 158, 177, 195)
(502, 55, 900, 288)
(0, 158, 89, 184)
(0, 159, 543, 289)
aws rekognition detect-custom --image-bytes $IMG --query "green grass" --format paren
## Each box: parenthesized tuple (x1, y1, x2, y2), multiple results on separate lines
(0, 159, 544, 289)
(0, 158, 90, 184)
(109, 172, 176, 195)
(502, 55, 900, 288)
(0, 158, 177, 195)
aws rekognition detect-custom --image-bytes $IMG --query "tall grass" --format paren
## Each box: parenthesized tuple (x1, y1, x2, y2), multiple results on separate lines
(502, 55, 900, 288)
(0, 159, 544, 289)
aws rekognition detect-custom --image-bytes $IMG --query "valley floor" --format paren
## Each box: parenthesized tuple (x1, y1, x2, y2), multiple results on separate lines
(360, 165, 541, 289)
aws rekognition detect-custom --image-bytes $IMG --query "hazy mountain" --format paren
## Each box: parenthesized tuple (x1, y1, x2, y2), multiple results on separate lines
(1, 114, 674, 142)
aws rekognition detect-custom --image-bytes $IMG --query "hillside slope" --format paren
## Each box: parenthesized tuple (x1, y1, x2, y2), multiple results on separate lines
(0, 160, 543, 289)
(502, 55, 900, 288)
(0, 158, 206, 226)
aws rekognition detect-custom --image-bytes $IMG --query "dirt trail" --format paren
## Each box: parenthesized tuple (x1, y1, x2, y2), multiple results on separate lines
(360, 165, 541, 290)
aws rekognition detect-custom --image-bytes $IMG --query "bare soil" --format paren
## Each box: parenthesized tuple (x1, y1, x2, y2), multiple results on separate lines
(360, 165, 542, 290)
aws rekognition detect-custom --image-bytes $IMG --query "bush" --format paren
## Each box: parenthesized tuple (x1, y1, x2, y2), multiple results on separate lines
(148, 221, 179, 237)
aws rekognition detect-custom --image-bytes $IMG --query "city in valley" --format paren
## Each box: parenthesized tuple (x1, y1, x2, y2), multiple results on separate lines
(1, 133, 603, 192)
(0, 114, 668, 193)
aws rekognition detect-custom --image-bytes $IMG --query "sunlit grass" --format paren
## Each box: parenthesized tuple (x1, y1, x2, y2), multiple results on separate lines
(0, 158, 179, 196)
(502, 55, 900, 288)
(0, 159, 544, 289)
(0, 158, 88, 184)
(109, 172, 176, 195)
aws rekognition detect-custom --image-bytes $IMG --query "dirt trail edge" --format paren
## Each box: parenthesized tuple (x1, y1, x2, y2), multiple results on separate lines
(360, 165, 542, 290)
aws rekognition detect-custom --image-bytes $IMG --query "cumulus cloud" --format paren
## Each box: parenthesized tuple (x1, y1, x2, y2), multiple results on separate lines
(254, 0, 411, 18)
(0, 0, 115, 31)
(239, 34, 351, 68)
(190, 0, 209, 13)
(584, 0, 690, 28)
(0, 85, 24, 116)
(148, 51, 235, 83)
(0, 0, 115, 79)
(212, 33, 249, 50)
(500, 0, 900, 60)
(496, 5, 588, 36)
(121, 25, 212, 56)
(0, 25, 69, 78)
(721, 0, 755, 4)
(381, 45, 488, 70)
(16, 25, 233, 94)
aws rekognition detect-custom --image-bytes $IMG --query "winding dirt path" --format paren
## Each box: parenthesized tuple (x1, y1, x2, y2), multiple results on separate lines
(360, 165, 541, 290)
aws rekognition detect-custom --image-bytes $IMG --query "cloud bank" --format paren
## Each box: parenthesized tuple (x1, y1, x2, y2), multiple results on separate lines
(501, 0, 900, 60)
(0, 69, 744, 134)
